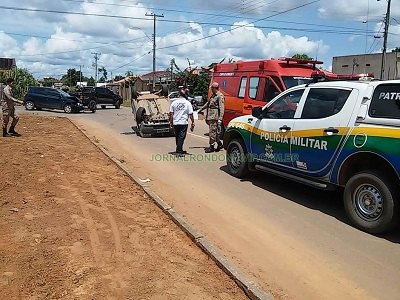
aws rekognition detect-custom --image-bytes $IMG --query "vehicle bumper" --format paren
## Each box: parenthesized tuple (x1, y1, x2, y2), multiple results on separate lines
(72, 105, 85, 112)
(139, 123, 175, 136)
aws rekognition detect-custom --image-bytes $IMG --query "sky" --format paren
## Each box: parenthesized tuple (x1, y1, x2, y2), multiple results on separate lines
(0, 0, 399, 80)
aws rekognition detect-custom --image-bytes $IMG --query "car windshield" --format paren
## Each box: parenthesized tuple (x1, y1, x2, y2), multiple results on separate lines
(282, 76, 313, 89)
(59, 90, 72, 97)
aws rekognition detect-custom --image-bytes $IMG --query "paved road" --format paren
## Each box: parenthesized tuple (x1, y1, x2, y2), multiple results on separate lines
(19, 107, 400, 300)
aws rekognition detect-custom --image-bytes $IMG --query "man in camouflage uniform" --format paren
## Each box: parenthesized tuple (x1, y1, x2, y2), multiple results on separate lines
(198, 82, 225, 153)
(2, 78, 22, 137)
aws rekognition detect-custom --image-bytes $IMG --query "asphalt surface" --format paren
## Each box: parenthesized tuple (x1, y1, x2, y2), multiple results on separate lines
(18, 106, 400, 300)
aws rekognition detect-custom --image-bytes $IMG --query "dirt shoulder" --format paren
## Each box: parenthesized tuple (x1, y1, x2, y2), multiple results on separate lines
(0, 116, 247, 300)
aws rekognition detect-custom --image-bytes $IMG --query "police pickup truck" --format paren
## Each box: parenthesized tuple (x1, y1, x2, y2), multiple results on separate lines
(224, 79, 400, 234)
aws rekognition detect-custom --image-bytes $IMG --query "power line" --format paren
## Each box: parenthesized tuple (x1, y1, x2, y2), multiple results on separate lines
(0, 3, 377, 36)
(111, 51, 152, 72)
(157, 0, 322, 51)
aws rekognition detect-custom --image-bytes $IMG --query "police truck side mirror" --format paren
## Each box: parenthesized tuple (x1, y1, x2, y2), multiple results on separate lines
(252, 106, 263, 119)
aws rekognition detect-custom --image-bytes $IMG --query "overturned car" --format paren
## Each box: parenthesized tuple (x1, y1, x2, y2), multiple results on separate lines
(131, 91, 174, 137)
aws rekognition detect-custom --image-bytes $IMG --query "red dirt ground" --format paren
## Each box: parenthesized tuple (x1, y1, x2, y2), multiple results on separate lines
(0, 116, 248, 300)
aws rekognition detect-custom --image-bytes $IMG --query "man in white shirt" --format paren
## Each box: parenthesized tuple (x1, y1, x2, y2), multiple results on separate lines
(169, 89, 195, 155)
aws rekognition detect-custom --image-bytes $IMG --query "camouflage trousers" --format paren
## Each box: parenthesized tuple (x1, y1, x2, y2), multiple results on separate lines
(208, 120, 221, 145)
(2, 108, 19, 130)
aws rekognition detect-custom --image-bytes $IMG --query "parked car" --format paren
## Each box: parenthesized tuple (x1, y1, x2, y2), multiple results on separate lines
(224, 79, 400, 234)
(71, 87, 123, 110)
(24, 87, 84, 113)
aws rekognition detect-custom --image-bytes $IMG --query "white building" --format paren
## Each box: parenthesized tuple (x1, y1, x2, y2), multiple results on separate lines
(332, 51, 400, 80)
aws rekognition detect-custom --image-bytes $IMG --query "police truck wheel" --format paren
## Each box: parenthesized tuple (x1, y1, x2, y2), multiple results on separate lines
(89, 100, 97, 112)
(115, 101, 121, 109)
(25, 100, 35, 110)
(226, 139, 249, 178)
(343, 171, 399, 234)
(64, 104, 73, 114)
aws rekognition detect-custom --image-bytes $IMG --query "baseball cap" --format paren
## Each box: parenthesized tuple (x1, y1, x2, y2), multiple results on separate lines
(211, 82, 219, 88)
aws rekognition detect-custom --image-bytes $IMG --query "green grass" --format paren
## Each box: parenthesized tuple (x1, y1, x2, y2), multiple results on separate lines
(122, 99, 131, 108)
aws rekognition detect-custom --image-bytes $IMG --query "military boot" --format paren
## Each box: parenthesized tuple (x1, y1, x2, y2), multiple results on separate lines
(8, 126, 19, 136)
(205, 144, 215, 153)
(215, 141, 223, 152)
(3, 128, 11, 137)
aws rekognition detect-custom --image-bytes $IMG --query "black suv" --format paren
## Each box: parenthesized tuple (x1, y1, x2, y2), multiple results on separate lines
(73, 87, 123, 109)
(24, 87, 84, 113)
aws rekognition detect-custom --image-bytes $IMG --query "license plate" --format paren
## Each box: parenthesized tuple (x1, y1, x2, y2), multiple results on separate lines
(156, 128, 170, 133)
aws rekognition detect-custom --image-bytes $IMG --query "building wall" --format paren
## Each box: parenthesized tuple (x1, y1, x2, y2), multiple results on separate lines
(332, 52, 400, 80)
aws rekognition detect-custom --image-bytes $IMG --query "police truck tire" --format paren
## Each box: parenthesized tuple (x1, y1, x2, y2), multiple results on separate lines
(115, 101, 121, 109)
(226, 139, 249, 178)
(25, 100, 35, 110)
(343, 171, 399, 234)
(89, 100, 97, 112)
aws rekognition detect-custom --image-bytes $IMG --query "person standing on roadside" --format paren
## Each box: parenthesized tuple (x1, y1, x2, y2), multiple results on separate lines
(169, 89, 195, 155)
(2, 78, 22, 137)
(198, 82, 225, 153)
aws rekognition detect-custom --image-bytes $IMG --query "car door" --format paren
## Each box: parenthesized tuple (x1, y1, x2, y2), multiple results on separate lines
(94, 88, 105, 104)
(31, 88, 47, 108)
(249, 88, 305, 167)
(46, 89, 61, 109)
(106, 89, 116, 104)
(290, 86, 359, 176)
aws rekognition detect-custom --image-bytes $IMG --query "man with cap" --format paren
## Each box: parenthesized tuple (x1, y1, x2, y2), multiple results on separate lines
(198, 82, 225, 153)
(2, 78, 22, 137)
(169, 88, 195, 155)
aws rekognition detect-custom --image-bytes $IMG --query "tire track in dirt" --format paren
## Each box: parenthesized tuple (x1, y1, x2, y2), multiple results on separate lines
(87, 176, 123, 261)
(57, 180, 103, 267)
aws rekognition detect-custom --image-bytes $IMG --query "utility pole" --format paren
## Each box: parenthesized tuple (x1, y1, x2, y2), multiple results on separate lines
(379, 0, 392, 80)
(91, 52, 101, 85)
(79, 65, 82, 87)
(145, 12, 164, 91)
(170, 58, 174, 88)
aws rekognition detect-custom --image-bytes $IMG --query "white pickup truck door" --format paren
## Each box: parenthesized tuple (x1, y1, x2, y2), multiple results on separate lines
(290, 87, 359, 176)
(250, 88, 305, 168)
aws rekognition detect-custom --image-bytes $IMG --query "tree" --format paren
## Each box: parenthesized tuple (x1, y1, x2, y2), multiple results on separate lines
(193, 71, 211, 102)
(0, 68, 38, 99)
(392, 47, 400, 52)
(98, 67, 107, 82)
(114, 75, 125, 81)
(292, 54, 313, 60)
(61, 68, 83, 87)
(41, 77, 58, 87)
(87, 76, 95, 86)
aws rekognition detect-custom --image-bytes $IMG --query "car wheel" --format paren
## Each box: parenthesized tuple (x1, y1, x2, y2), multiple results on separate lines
(226, 139, 249, 178)
(136, 107, 146, 124)
(101, 105, 106, 109)
(89, 100, 97, 112)
(115, 100, 121, 109)
(64, 104, 73, 114)
(344, 171, 399, 234)
(25, 100, 35, 110)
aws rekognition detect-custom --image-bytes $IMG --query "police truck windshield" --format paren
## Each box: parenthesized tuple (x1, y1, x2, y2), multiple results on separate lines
(282, 76, 313, 89)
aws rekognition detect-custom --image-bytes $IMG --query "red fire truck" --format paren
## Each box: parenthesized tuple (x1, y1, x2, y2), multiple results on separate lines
(210, 57, 324, 127)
